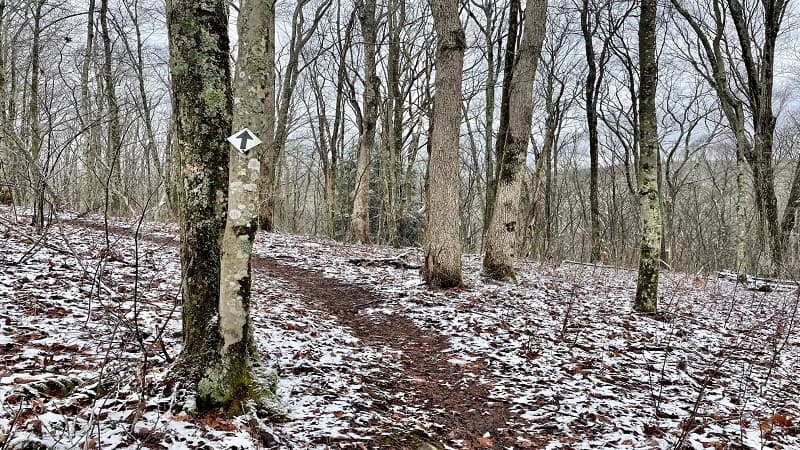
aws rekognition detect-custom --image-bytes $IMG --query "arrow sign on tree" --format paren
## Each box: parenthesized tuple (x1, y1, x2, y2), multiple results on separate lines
(227, 127, 262, 154)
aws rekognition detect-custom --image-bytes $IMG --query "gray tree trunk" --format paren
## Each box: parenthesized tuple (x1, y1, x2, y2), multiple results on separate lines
(634, 0, 661, 313)
(29, 0, 44, 232)
(79, 0, 97, 212)
(727, 0, 785, 272)
(351, 0, 378, 243)
(485, 0, 519, 240)
(257, 0, 276, 231)
(100, 0, 122, 214)
(212, 0, 277, 415)
(166, 0, 232, 413)
(260, 0, 328, 231)
(423, 0, 465, 288)
(482, 0, 548, 282)
(670, 0, 751, 275)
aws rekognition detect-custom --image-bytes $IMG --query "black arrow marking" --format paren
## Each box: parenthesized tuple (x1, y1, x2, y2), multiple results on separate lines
(236, 130, 253, 150)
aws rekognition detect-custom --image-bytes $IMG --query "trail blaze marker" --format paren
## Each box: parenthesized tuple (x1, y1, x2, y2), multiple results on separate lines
(227, 128, 262, 154)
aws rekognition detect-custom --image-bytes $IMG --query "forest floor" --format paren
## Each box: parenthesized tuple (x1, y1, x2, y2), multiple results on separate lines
(1, 206, 800, 449)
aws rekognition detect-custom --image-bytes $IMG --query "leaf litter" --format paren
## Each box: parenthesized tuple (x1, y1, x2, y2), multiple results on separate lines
(0, 206, 798, 449)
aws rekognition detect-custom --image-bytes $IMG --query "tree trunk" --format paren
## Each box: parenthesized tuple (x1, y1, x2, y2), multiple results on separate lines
(382, 0, 404, 246)
(260, 0, 329, 231)
(634, 0, 661, 313)
(166, 0, 232, 413)
(323, 8, 355, 238)
(423, 0, 465, 288)
(581, 0, 601, 262)
(257, 0, 276, 231)
(481, 2, 497, 250)
(482, 0, 548, 282)
(0, 0, 7, 205)
(100, 0, 122, 214)
(484, 0, 519, 239)
(736, 144, 747, 275)
(79, 0, 97, 212)
(351, 0, 378, 243)
(727, 0, 786, 273)
(213, 0, 277, 415)
(29, 0, 44, 232)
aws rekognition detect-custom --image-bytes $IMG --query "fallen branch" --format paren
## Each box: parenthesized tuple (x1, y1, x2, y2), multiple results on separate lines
(718, 270, 799, 293)
(560, 259, 634, 271)
(348, 253, 420, 270)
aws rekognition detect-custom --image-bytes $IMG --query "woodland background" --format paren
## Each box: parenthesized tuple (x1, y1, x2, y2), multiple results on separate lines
(1, 0, 800, 275)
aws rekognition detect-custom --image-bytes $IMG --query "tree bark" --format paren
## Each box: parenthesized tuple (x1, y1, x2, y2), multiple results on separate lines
(261, 0, 329, 231)
(257, 0, 276, 231)
(79, 0, 97, 212)
(482, 0, 548, 282)
(581, 0, 602, 262)
(727, 0, 786, 272)
(29, 0, 44, 232)
(166, 0, 232, 413)
(634, 0, 661, 313)
(100, 0, 122, 214)
(351, 0, 378, 243)
(485, 0, 519, 239)
(212, 0, 277, 415)
(423, 0, 465, 288)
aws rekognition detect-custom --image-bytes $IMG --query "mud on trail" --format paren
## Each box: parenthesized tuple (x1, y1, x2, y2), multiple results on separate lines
(68, 218, 523, 449)
(254, 256, 522, 449)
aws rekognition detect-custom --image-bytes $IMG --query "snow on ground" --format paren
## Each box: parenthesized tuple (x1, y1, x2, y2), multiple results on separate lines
(1, 206, 799, 449)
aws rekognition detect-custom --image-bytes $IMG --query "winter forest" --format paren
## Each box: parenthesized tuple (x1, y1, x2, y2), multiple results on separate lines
(1, 0, 800, 448)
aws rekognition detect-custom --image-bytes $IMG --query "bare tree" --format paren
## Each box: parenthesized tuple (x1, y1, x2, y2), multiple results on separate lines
(214, 0, 278, 414)
(423, 0, 465, 287)
(29, 0, 45, 232)
(166, 0, 233, 413)
(100, 0, 122, 214)
(671, 0, 790, 274)
(483, 0, 548, 282)
(261, 0, 329, 232)
(634, 0, 661, 313)
(79, 0, 97, 212)
(581, 0, 626, 262)
(350, 0, 379, 243)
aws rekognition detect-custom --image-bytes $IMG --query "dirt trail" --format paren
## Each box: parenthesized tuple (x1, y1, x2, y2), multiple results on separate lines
(64, 219, 522, 448)
(254, 256, 520, 449)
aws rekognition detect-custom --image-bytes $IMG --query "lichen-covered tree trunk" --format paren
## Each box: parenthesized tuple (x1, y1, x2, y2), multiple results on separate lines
(482, 0, 548, 282)
(166, 0, 231, 412)
(202, 0, 279, 416)
(423, 0, 465, 288)
(634, 0, 661, 313)
(351, 0, 378, 243)
(735, 145, 747, 275)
